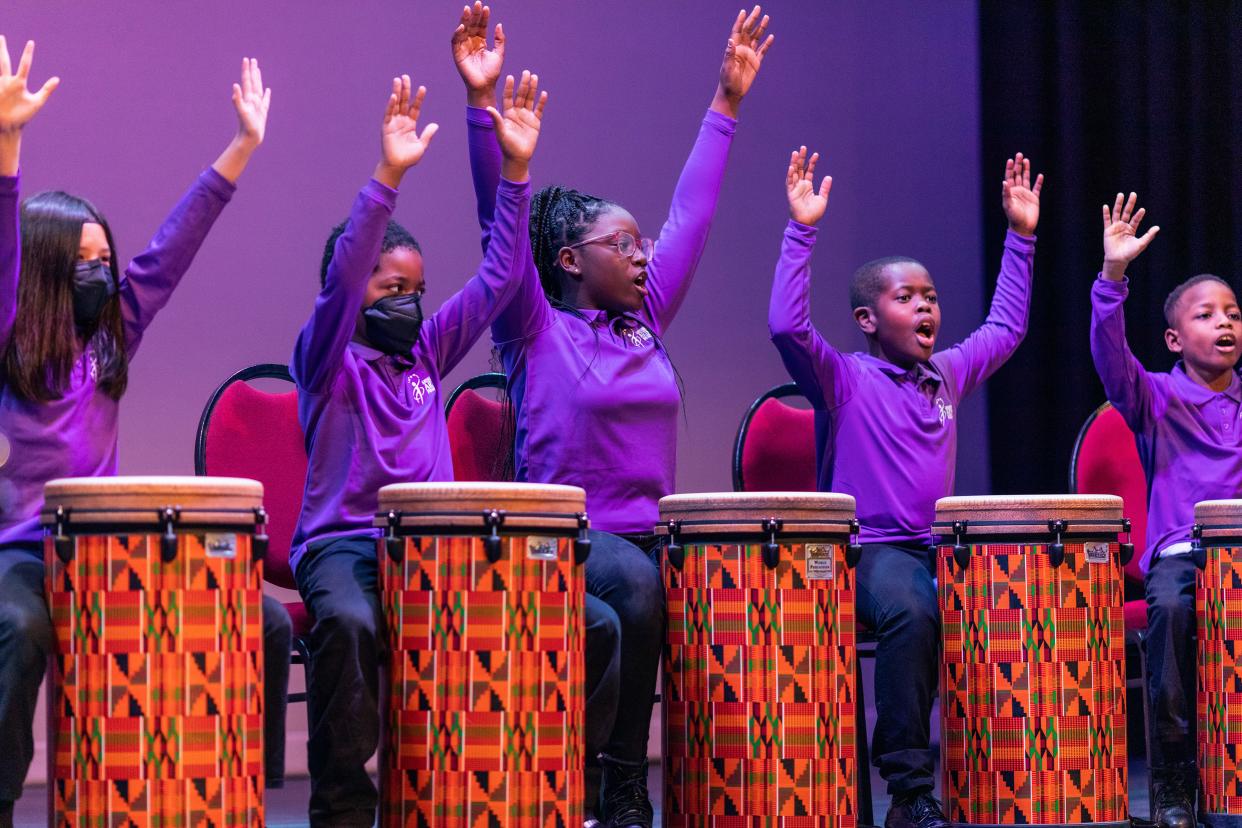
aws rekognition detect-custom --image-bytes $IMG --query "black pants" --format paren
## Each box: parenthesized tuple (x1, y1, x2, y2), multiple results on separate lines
(0, 542, 291, 803)
(588, 531, 665, 763)
(855, 542, 940, 796)
(1144, 552, 1197, 767)
(295, 533, 621, 827)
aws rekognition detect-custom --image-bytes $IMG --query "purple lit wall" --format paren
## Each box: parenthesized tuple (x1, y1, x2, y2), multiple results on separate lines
(5, 0, 987, 498)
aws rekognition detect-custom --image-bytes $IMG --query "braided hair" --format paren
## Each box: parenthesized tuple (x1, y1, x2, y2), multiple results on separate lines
(529, 185, 618, 307)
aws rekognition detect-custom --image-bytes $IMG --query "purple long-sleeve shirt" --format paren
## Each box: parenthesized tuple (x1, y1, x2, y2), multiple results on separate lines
(1089, 276, 1242, 571)
(769, 220, 1034, 546)
(0, 168, 235, 547)
(466, 106, 735, 534)
(289, 175, 531, 571)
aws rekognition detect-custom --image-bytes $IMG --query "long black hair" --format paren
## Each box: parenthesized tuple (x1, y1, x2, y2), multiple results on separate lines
(2, 191, 127, 401)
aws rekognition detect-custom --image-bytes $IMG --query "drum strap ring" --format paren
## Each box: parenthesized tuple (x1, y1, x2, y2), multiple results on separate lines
(379, 508, 592, 566)
(936, 517, 1134, 569)
(663, 516, 862, 572)
(47, 504, 266, 565)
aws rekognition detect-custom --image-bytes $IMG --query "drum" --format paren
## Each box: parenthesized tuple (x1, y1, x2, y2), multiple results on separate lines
(659, 491, 862, 826)
(41, 475, 267, 825)
(1193, 499, 1242, 828)
(934, 495, 1131, 828)
(374, 482, 589, 828)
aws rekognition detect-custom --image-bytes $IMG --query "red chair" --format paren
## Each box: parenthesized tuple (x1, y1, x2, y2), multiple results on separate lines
(195, 363, 312, 701)
(445, 372, 512, 482)
(1068, 400, 1153, 782)
(732, 382, 874, 825)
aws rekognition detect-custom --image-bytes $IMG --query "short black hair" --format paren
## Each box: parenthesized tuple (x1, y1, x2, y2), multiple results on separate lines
(850, 255, 926, 310)
(1163, 273, 1233, 327)
(320, 219, 421, 287)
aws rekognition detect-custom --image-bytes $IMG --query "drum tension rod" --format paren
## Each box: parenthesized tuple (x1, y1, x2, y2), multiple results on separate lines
(573, 512, 592, 565)
(53, 506, 73, 565)
(253, 507, 269, 563)
(159, 507, 181, 563)
(846, 518, 862, 569)
(951, 520, 970, 570)
(761, 517, 782, 570)
(665, 520, 684, 571)
(1047, 519, 1067, 567)
(1190, 524, 1206, 570)
(483, 509, 506, 564)
(384, 510, 404, 563)
(1119, 518, 1134, 567)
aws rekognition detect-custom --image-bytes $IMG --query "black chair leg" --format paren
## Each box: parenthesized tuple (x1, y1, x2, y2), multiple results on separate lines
(857, 653, 875, 826)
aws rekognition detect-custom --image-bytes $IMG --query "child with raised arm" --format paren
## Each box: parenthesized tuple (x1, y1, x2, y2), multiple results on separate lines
(1089, 193, 1240, 828)
(453, 6, 773, 825)
(769, 146, 1040, 828)
(289, 72, 545, 827)
(0, 42, 290, 822)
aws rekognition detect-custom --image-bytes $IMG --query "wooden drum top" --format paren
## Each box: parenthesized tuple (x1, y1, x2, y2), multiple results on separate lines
(658, 491, 857, 538)
(934, 494, 1125, 537)
(1194, 499, 1242, 540)
(41, 475, 264, 528)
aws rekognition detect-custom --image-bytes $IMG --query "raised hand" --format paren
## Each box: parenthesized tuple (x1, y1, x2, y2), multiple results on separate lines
(713, 6, 774, 118)
(1001, 152, 1043, 235)
(231, 57, 271, 148)
(486, 70, 547, 182)
(452, 1, 504, 108)
(1101, 192, 1159, 281)
(786, 146, 832, 226)
(0, 37, 59, 135)
(375, 75, 440, 188)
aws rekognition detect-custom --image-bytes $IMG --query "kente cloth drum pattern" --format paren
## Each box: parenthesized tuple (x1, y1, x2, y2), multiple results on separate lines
(1198, 541, 1242, 821)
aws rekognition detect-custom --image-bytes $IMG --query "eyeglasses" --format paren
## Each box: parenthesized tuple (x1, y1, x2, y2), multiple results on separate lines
(567, 230, 654, 261)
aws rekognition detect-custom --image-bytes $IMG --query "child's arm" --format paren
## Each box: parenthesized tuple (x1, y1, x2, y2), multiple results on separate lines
(643, 7, 774, 336)
(0, 37, 59, 350)
(293, 76, 437, 394)
(120, 58, 271, 356)
(935, 154, 1041, 398)
(452, 2, 505, 253)
(428, 70, 544, 374)
(1090, 192, 1163, 428)
(769, 147, 855, 408)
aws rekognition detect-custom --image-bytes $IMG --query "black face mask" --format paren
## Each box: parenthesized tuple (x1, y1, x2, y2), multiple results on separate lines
(72, 259, 116, 328)
(363, 293, 423, 355)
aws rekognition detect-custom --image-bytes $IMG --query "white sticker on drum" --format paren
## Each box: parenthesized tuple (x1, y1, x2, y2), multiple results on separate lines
(204, 533, 238, 559)
(1085, 542, 1110, 564)
(806, 544, 834, 580)
(526, 536, 559, 561)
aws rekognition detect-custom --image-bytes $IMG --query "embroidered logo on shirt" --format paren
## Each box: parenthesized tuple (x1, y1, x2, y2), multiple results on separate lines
(935, 397, 955, 425)
(620, 326, 653, 348)
(407, 372, 436, 405)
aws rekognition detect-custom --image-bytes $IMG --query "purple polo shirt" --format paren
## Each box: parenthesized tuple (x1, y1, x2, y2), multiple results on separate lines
(1090, 275, 1242, 571)
(769, 220, 1035, 546)
(0, 169, 235, 548)
(466, 107, 736, 534)
(290, 175, 531, 570)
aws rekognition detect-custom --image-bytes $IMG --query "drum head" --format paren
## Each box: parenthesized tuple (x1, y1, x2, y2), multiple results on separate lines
(658, 491, 856, 538)
(41, 475, 264, 528)
(1194, 499, 1242, 541)
(934, 494, 1124, 536)
(376, 482, 587, 533)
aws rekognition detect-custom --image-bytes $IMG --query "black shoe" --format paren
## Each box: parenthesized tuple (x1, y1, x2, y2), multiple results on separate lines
(1152, 764, 1196, 828)
(886, 791, 950, 828)
(0, 800, 12, 828)
(598, 752, 653, 828)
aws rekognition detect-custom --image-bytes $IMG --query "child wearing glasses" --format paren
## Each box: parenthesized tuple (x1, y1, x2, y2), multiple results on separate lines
(452, 4, 773, 825)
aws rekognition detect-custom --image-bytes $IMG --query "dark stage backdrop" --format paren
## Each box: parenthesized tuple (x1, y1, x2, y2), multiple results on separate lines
(3, 1, 989, 499)
(980, 1, 1242, 494)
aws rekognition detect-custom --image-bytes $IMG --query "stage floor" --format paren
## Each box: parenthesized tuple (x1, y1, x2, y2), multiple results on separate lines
(14, 759, 1153, 827)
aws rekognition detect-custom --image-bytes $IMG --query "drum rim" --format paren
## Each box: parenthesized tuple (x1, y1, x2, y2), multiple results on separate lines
(377, 481, 586, 511)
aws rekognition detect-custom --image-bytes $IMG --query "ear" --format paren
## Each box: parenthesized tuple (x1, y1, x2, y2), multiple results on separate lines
(1165, 327, 1182, 353)
(557, 246, 583, 279)
(854, 306, 877, 335)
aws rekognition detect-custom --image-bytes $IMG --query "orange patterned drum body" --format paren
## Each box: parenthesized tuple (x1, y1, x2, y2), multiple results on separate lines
(1193, 500, 1242, 828)
(935, 496, 1130, 828)
(374, 482, 588, 828)
(660, 492, 861, 826)
(42, 476, 267, 826)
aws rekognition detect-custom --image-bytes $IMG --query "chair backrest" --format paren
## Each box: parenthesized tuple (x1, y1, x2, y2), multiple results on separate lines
(196, 364, 307, 590)
(1069, 401, 1147, 583)
(445, 372, 513, 483)
(732, 382, 817, 492)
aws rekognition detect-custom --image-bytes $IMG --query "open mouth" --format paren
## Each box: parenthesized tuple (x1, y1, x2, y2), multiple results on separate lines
(1215, 333, 1237, 351)
(634, 271, 649, 297)
(915, 319, 936, 348)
